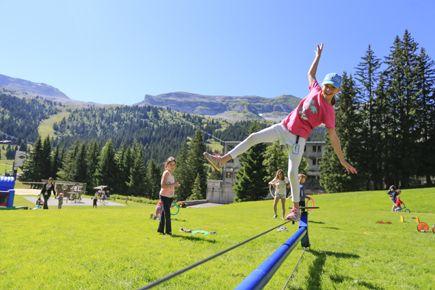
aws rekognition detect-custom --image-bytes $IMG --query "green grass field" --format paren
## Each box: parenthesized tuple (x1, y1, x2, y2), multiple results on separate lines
(0, 159, 13, 175)
(1, 188, 434, 289)
(38, 111, 70, 139)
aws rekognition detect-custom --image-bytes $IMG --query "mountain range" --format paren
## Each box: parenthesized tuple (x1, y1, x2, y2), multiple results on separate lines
(0, 74, 71, 103)
(137, 92, 300, 121)
(0, 73, 300, 121)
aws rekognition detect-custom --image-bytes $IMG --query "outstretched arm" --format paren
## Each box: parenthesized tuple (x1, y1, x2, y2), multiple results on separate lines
(268, 177, 277, 185)
(327, 128, 358, 174)
(307, 43, 323, 86)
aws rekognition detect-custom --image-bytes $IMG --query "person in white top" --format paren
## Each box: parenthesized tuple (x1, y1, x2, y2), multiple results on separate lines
(268, 169, 289, 219)
(157, 156, 180, 235)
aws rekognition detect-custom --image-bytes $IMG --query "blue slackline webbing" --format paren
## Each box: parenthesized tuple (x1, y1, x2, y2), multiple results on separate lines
(139, 220, 290, 289)
(236, 212, 309, 290)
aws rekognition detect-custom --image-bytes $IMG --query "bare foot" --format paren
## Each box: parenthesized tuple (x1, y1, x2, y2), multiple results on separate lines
(203, 152, 222, 172)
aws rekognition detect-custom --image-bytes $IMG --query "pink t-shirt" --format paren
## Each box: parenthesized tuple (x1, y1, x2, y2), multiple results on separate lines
(282, 80, 335, 139)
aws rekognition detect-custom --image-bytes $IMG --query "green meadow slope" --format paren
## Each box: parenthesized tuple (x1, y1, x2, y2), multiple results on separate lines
(1, 188, 434, 289)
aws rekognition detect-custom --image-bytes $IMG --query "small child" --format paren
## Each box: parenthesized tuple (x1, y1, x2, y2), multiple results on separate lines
(394, 196, 404, 212)
(151, 200, 163, 220)
(57, 192, 64, 209)
(298, 173, 313, 209)
(298, 173, 307, 200)
(34, 196, 44, 210)
(93, 193, 98, 208)
(387, 185, 400, 211)
(268, 169, 289, 219)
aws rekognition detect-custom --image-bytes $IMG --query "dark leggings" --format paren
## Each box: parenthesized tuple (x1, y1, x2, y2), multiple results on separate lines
(158, 196, 173, 234)
(43, 195, 50, 209)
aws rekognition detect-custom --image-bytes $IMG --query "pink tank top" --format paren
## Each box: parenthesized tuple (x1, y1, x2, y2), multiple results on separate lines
(159, 170, 175, 197)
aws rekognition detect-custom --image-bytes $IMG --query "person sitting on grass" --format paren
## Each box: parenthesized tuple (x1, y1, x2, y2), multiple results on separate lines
(33, 196, 44, 210)
(387, 185, 400, 211)
(150, 200, 163, 220)
(392, 190, 406, 212)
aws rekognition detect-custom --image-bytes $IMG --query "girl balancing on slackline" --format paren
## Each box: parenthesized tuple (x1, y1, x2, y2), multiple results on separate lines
(204, 43, 357, 222)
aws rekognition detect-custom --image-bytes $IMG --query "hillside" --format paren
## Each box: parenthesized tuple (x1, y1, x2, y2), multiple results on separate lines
(136, 92, 300, 122)
(0, 74, 71, 102)
(52, 105, 265, 162)
(0, 92, 60, 142)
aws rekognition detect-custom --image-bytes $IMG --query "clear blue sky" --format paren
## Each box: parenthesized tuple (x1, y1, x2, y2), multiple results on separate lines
(0, 0, 434, 104)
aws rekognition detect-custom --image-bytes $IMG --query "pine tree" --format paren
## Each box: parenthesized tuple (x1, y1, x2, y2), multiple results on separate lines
(355, 45, 383, 189)
(383, 31, 420, 186)
(22, 137, 44, 181)
(57, 141, 80, 181)
(86, 141, 100, 193)
(174, 142, 193, 200)
(187, 131, 207, 198)
(41, 137, 52, 178)
(95, 140, 118, 192)
(127, 143, 147, 195)
(5, 144, 15, 160)
(115, 145, 131, 191)
(233, 124, 268, 201)
(320, 73, 363, 192)
(50, 146, 61, 179)
(415, 48, 435, 185)
(188, 174, 203, 200)
(146, 159, 161, 199)
(263, 142, 288, 181)
(73, 143, 88, 183)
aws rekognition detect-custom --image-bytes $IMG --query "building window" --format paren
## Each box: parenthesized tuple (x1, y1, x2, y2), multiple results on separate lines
(317, 146, 322, 152)
(312, 146, 317, 152)
(312, 158, 317, 165)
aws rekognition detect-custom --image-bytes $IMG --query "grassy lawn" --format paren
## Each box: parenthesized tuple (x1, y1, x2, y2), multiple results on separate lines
(0, 159, 13, 175)
(1, 188, 434, 289)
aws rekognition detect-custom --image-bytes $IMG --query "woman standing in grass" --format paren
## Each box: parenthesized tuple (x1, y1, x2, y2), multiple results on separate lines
(40, 177, 56, 209)
(268, 169, 289, 219)
(204, 43, 357, 222)
(157, 156, 180, 235)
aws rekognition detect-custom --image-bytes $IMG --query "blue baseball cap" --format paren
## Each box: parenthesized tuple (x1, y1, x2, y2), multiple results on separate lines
(322, 73, 342, 89)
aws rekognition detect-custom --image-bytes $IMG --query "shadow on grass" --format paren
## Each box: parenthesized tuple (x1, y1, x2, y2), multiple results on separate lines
(321, 226, 340, 230)
(329, 274, 384, 290)
(306, 250, 363, 290)
(309, 220, 325, 224)
(170, 234, 217, 243)
(172, 218, 187, 222)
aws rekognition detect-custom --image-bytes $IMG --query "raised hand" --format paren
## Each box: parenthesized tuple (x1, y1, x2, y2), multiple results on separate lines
(316, 43, 324, 57)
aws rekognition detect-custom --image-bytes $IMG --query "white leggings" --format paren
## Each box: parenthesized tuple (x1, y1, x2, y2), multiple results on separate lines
(228, 123, 306, 202)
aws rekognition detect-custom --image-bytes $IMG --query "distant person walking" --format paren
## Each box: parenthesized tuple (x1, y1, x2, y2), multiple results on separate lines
(40, 177, 56, 209)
